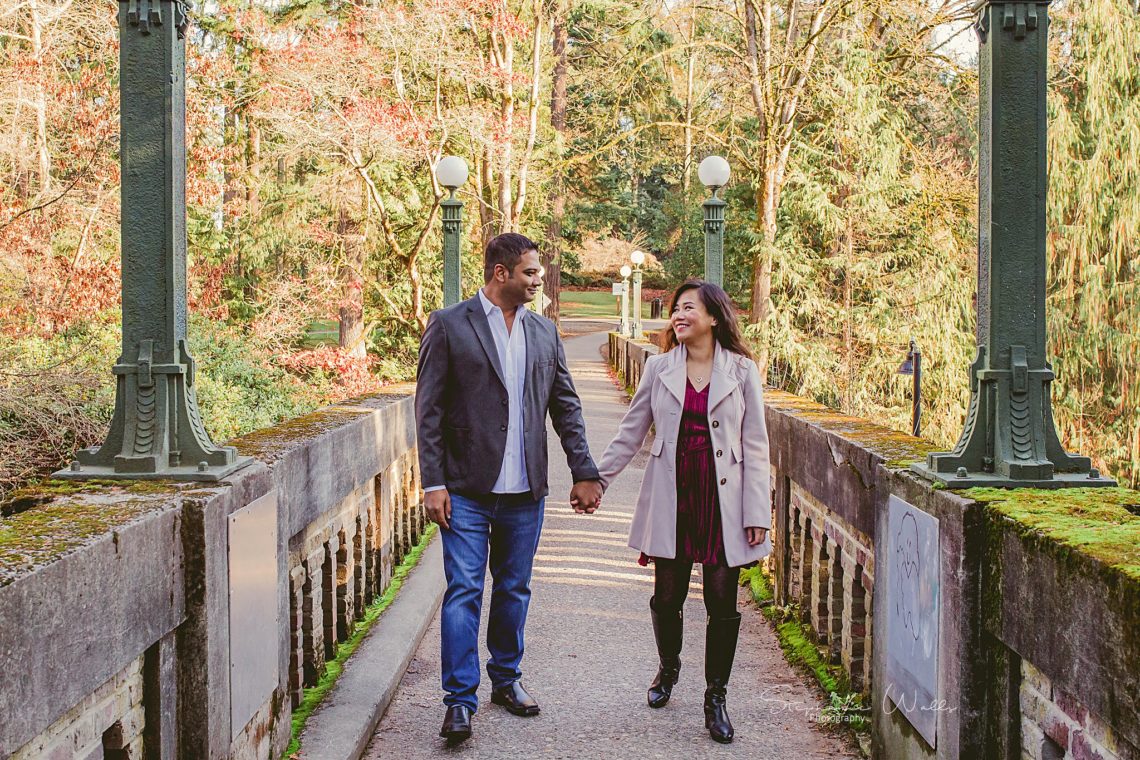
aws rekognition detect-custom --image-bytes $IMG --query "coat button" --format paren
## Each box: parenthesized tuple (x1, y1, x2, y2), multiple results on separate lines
(500, 424, 508, 432)
(501, 399, 508, 406)
(717, 450, 723, 457)
(712, 420, 720, 428)
(720, 478, 727, 485)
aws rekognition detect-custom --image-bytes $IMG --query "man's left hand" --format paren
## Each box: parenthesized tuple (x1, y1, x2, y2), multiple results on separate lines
(570, 480, 603, 514)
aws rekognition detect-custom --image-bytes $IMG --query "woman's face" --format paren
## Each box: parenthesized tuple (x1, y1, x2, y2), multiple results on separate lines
(670, 289, 717, 345)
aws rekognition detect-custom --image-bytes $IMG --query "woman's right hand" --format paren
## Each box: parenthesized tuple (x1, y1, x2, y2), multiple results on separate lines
(745, 527, 768, 547)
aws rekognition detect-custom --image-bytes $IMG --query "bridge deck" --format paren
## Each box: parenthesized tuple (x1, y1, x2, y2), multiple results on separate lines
(364, 329, 857, 758)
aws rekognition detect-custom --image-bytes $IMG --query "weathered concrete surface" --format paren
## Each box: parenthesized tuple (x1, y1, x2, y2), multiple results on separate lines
(0, 493, 186, 756)
(364, 330, 857, 759)
(298, 536, 445, 760)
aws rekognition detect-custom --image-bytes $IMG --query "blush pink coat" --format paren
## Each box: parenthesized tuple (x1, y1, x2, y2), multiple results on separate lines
(597, 343, 773, 568)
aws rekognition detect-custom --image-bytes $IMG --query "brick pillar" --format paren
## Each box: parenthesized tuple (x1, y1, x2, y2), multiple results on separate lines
(322, 536, 338, 661)
(336, 527, 354, 641)
(842, 560, 868, 693)
(809, 531, 831, 639)
(378, 470, 394, 590)
(288, 564, 306, 706)
(353, 515, 366, 615)
(799, 518, 815, 624)
(789, 508, 803, 603)
(772, 473, 791, 606)
(302, 548, 326, 685)
(862, 584, 874, 693)
(827, 548, 844, 664)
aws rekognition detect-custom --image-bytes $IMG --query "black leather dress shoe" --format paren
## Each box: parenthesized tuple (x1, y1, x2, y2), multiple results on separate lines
(439, 705, 473, 745)
(490, 681, 541, 716)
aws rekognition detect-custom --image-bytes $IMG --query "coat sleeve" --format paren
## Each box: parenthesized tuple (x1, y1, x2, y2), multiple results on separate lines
(596, 355, 660, 491)
(548, 331, 602, 483)
(415, 311, 449, 491)
(740, 359, 773, 529)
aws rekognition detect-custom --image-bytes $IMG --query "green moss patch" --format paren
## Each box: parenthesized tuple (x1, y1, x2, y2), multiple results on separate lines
(0, 482, 188, 587)
(967, 487, 1140, 584)
(740, 566, 870, 736)
(764, 390, 939, 469)
(286, 525, 438, 758)
(231, 406, 376, 462)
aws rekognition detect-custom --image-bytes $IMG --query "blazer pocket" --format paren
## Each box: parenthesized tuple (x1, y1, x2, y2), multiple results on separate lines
(650, 436, 665, 456)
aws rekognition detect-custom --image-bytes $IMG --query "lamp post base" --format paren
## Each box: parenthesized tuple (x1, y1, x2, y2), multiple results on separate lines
(910, 462, 1117, 490)
(53, 457, 255, 483)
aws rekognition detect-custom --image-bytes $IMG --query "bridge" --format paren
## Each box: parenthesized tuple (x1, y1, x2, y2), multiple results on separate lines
(1, 1, 1138, 759)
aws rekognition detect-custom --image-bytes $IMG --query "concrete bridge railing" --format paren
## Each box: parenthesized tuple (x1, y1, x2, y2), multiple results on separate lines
(0, 388, 424, 759)
(610, 333, 1139, 760)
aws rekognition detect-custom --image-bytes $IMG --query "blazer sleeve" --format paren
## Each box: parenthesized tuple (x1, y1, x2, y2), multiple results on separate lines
(548, 332, 602, 483)
(596, 355, 660, 490)
(415, 311, 449, 490)
(740, 358, 773, 529)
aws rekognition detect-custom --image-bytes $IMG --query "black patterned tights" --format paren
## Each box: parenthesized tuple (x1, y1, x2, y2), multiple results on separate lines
(653, 557, 739, 618)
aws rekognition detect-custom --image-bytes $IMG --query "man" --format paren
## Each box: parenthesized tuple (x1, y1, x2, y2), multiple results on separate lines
(416, 232, 604, 745)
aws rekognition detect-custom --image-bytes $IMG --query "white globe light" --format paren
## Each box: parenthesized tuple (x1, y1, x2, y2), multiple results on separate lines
(620, 265, 632, 278)
(698, 155, 731, 188)
(435, 156, 469, 189)
(630, 250, 646, 266)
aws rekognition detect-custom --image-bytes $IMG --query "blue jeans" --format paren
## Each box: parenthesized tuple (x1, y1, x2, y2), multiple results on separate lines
(440, 492, 545, 712)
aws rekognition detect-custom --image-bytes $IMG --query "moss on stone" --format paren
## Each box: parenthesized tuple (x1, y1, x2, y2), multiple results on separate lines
(764, 390, 939, 469)
(0, 485, 188, 588)
(968, 487, 1140, 587)
(230, 405, 376, 462)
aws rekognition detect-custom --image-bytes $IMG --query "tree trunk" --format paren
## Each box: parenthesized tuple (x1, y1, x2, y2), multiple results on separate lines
(28, 0, 50, 195)
(544, 0, 569, 322)
(338, 211, 367, 358)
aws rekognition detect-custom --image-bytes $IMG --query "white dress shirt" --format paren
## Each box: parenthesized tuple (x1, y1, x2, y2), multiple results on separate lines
(479, 289, 530, 494)
(424, 290, 530, 495)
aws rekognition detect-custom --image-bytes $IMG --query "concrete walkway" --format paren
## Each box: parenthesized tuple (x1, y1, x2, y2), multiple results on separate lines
(364, 330, 858, 759)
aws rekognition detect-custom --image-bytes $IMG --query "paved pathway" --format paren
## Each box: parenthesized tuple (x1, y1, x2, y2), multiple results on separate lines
(364, 330, 858, 759)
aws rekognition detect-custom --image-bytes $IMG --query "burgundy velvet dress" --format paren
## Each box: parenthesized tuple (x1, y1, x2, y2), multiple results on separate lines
(639, 379, 729, 567)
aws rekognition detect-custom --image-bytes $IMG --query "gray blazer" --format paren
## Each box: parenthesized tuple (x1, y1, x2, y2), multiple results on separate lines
(415, 295, 599, 499)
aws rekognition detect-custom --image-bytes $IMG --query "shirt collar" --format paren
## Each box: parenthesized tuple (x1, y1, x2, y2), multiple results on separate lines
(478, 288, 524, 321)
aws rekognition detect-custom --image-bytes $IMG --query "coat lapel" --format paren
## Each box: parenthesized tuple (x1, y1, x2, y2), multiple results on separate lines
(707, 343, 740, 412)
(466, 296, 507, 389)
(659, 344, 688, 404)
(522, 310, 540, 404)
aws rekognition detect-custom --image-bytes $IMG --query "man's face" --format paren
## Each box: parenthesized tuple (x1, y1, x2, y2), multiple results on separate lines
(498, 249, 543, 307)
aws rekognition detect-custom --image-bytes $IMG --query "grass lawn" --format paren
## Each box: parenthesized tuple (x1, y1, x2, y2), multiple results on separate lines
(303, 318, 340, 348)
(559, 289, 655, 319)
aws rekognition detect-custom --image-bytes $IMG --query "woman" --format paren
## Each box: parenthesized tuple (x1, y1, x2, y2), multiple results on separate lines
(596, 280, 771, 744)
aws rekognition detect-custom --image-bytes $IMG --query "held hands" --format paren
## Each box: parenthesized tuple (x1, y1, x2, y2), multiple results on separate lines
(570, 480, 604, 514)
(425, 489, 452, 530)
(745, 527, 768, 547)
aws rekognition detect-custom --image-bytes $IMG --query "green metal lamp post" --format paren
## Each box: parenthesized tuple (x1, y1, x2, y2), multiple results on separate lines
(58, 0, 250, 481)
(630, 250, 646, 340)
(619, 264, 632, 336)
(436, 156, 468, 308)
(913, 0, 1113, 489)
(698, 156, 730, 288)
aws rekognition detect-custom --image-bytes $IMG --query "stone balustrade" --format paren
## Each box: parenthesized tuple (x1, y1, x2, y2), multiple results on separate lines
(0, 387, 424, 759)
(609, 332, 1139, 760)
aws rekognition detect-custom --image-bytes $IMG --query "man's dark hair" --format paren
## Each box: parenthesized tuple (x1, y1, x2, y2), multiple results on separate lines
(484, 233, 539, 282)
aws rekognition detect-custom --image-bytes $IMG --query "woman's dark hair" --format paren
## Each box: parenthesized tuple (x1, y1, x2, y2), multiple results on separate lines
(659, 279, 753, 360)
(484, 232, 539, 282)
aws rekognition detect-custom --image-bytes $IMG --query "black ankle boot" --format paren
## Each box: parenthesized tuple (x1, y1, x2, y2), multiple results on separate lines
(647, 596, 683, 708)
(703, 612, 741, 743)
